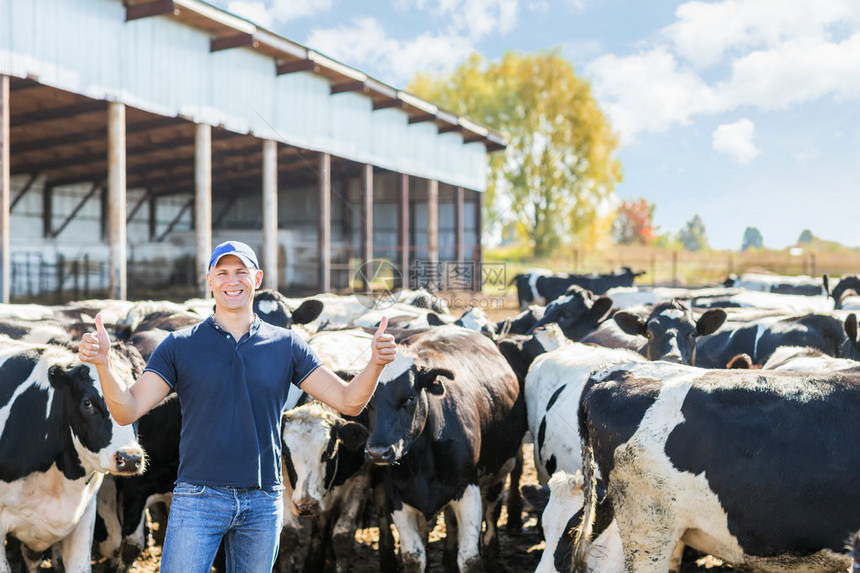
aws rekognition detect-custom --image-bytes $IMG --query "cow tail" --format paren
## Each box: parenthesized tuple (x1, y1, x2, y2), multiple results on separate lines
(571, 398, 597, 573)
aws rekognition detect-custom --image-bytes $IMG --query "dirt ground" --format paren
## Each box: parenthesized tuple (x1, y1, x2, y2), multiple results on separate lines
(107, 442, 735, 573)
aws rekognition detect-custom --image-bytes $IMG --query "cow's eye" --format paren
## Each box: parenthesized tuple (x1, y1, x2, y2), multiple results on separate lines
(82, 399, 94, 413)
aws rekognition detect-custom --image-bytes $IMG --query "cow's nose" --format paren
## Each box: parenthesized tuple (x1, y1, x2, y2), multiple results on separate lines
(365, 445, 395, 465)
(115, 451, 143, 474)
(662, 353, 684, 364)
(292, 500, 320, 517)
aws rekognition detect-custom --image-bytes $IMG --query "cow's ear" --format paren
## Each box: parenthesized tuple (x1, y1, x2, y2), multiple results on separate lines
(48, 364, 72, 388)
(520, 484, 550, 513)
(591, 296, 614, 323)
(427, 312, 445, 326)
(696, 309, 727, 336)
(823, 274, 831, 297)
(335, 420, 370, 452)
(417, 367, 453, 396)
(290, 300, 324, 325)
(846, 314, 858, 343)
(614, 311, 646, 336)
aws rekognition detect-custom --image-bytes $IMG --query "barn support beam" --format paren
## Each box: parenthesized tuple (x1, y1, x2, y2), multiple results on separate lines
(262, 139, 278, 290)
(51, 180, 104, 238)
(195, 123, 212, 298)
(473, 190, 483, 290)
(10, 173, 38, 212)
(318, 153, 331, 293)
(398, 173, 409, 289)
(455, 186, 464, 263)
(107, 102, 127, 300)
(427, 179, 439, 276)
(361, 163, 373, 291)
(0, 76, 9, 303)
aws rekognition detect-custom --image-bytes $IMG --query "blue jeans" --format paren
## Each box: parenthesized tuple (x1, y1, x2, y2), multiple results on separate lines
(161, 482, 283, 573)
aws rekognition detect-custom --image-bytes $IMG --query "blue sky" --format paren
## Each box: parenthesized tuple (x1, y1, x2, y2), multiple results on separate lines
(213, 0, 860, 251)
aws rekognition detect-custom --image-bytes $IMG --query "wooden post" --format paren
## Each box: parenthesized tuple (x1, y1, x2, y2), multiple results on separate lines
(427, 179, 438, 265)
(318, 153, 331, 293)
(107, 102, 127, 300)
(262, 139, 278, 290)
(672, 251, 679, 287)
(398, 174, 410, 289)
(361, 163, 373, 291)
(455, 186, 464, 263)
(0, 76, 9, 303)
(195, 123, 212, 298)
(474, 190, 483, 290)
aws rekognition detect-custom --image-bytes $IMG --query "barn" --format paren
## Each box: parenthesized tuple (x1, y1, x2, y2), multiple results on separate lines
(0, 0, 504, 302)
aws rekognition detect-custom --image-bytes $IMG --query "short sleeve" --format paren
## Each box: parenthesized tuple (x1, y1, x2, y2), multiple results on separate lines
(291, 335, 324, 388)
(144, 333, 179, 389)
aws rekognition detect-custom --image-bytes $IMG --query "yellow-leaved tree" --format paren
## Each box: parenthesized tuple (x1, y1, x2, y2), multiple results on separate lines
(409, 50, 622, 258)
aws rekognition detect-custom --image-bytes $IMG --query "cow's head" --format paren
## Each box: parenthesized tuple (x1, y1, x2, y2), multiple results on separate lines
(614, 299, 726, 364)
(527, 286, 613, 341)
(282, 403, 369, 516)
(455, 307, 497, 338)
(254, 290, 324, 329)
(828, 275, 860, 310)
(48, 358, 144, 477)
(364, 351, 453, 465)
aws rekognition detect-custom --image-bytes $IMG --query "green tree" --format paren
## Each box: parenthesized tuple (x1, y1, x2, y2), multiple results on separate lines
(741, 227, 764, 251)
(409, 51, 622, 257)
(613, 198, 655, 246)
(678, 214, 709, 251)
(797, 229, 814, 244)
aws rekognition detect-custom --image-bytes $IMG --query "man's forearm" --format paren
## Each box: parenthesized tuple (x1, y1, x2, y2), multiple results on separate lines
(95, 361, 138, 425)
(341, 362, 385, 416)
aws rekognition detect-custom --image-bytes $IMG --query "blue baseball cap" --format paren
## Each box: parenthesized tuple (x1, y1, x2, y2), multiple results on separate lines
(209, 241, 259, 270)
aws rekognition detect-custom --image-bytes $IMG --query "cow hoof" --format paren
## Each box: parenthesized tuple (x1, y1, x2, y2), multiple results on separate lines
(402, 552, 424, 573)
(460, 556, 484, 573)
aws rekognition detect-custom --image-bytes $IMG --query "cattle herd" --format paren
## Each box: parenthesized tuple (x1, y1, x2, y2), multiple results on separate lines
(2, 268, 860, 573)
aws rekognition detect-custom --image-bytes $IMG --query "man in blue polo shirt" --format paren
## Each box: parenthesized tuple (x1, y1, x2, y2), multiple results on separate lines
(78, 240, 397, 573)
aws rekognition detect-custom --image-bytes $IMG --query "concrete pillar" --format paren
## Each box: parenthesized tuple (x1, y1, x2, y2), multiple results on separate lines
(318, 153, 331, 293)
(398, 173, 409, 289)
(195, 123, 212, 298)
(262, 139, 278, 290)
(107, 102, 127, 300)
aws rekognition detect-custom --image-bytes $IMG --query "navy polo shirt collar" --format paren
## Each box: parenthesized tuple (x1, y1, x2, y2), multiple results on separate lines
(206, 315, 262, 341)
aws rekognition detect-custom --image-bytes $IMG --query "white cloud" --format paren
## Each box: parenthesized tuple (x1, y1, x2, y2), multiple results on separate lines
(585, 47, 721, 143)
(227, 0, 333, 25)
(663, 0, 860, 68)
(226, 1, 272, 27)
(585, 0, 860, 141)
(307, 17, 473, 85)
(433, 0, 519, 40)
(712, 119, 761, 164)
(720, 33, 860, 110)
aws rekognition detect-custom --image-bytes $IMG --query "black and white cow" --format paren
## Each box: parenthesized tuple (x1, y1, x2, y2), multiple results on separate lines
(724, 272, 824, 296)
(574, 362, 860, 573)
(0, 338, 145, 572)
(825, 274, 860, 310)
(94, 393, 180, 573)
(695, 312, 860, 368)
(525, 343, 646, 484)
(513, 268, 644, 309)
(522, 470, 623, 573)
(611, 299, 726, 364)
(253, 289, 325, 331)
(364, 325, 526, 572)
(279, 401, 370, 573)
(527, 286, 614, 341)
